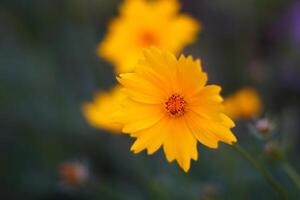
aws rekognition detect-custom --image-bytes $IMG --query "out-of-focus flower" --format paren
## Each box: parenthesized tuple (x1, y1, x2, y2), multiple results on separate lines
(99, 0, 200, 73)
(82, 86, 125, 133)
(255, 118, 274, 135)
(59, 161, 89, 185)
(224, 87, 262, 120)
(114, 48, 236, 172)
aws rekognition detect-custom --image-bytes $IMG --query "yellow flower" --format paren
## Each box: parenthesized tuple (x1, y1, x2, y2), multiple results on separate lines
(82, 86, 125, 133)
(98, 0, 200, 73)
(114, 48, 237, 172)
(224, 87, 262, 120)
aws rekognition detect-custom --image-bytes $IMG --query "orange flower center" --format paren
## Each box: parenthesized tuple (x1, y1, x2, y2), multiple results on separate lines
(139, 31, 158, 47)
(165, 94, 186, 117)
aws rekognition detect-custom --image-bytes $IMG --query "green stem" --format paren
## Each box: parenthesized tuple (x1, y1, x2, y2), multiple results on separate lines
(281, 162, 300, 191)
(231, 144, 288, 199)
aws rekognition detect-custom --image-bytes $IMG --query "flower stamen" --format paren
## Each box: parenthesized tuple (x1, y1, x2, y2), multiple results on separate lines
(165, 94, 186, 117)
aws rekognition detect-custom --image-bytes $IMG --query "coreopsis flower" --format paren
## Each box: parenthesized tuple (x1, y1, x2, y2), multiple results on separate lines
(114, 48, 237, 172)
(224, 87, 262, 120)
(99, 0, 200, 73)
(82, 86, 125, 133)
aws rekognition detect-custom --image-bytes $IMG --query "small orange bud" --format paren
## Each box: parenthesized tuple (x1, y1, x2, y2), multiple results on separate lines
(59, 161, 89, 185)
(256, 118, 270, 133)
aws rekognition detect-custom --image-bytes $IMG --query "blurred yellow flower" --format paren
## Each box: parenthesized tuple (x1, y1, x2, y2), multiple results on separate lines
(224, 87, 262, 120)
(99, 0, 200, 73)
(82, 86, 125, 133)
(114, 48, 237, 172)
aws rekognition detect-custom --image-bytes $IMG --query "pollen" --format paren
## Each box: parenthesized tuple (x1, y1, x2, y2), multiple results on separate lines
(165, 94, 186, 117)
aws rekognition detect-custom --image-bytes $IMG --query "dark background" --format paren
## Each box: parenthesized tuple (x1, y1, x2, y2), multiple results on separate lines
(1, 0, 300, 199)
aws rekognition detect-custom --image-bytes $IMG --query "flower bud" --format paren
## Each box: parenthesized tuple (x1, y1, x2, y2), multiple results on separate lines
(255, 118, 273, 136)
(59, 161, 89, 185)
(249, 117, 275, 140)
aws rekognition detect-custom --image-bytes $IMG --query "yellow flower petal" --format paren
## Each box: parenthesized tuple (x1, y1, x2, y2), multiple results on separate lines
(189, 85, 223, 106)
(165, 14, 200, 55)
(130, 116, 171, 155)
(177, 55, 208, 97)
(82, 86, 124, 133)
(224, 87, 262, 119)
(187, 113, 237, 148)
(117, 72, 167, 104)
(113, 98, 164, 133)
(185, 113, 219, 149)
(190, 111, 237, 144)
(163, 119, 198, 172)
(219, 113, 235, 128)
(120, 0, 180, 19)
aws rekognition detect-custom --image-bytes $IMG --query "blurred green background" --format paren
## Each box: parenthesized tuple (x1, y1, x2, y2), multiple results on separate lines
(1, 0, 300, 199)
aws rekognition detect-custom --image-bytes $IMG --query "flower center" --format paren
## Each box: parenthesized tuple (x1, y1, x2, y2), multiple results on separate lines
(139, 31, 158, 47)
(165, 94, 186, 117)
